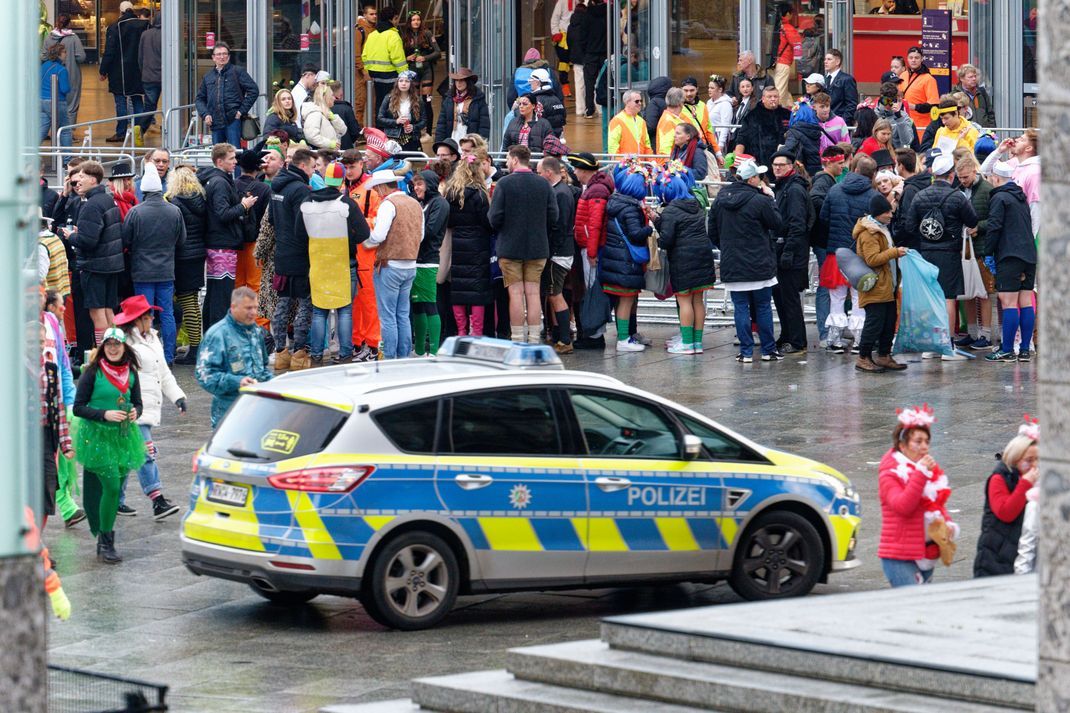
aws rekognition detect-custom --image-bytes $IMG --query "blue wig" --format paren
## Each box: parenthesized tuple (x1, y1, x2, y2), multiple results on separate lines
(658, 174, 691, 203)
(790, 102, 818, 127)
(615, 170, 650, 200)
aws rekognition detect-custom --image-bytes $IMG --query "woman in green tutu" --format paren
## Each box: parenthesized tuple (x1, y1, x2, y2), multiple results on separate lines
(72, 327, 145, 564)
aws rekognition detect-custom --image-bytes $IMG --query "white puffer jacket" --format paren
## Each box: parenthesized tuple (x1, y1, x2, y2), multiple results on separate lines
(129, 327, 186, 427)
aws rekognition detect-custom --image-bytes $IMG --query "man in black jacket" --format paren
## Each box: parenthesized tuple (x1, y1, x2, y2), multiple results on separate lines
(732, 86, 790, 168)
(904, 152, 978, 360)
(62, 161, 124, 343)
(99, 2, 147, 142)
(268, 149, 315, 371)
(538, 155, 578, 353)
(581, 0, 608, 119)
(892, 148, 929, 249)
(234, 149, 273, 322)
(121, 168, 186, 363)
(809, 146, 845, 344)
(771, 151, 811, 354)
(823, 49, 858, 125)
(488, 145, 559, 344)
(195, 42, 259, 147)
(197, 144, 259, 331)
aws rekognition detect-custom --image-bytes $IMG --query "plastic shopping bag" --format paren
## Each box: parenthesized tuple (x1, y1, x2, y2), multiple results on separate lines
(579, 264, 612, 337)
(893, 250, 954, 356)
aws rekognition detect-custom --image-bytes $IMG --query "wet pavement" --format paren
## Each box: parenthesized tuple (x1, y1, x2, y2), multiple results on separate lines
(45, 325, 1037, 712)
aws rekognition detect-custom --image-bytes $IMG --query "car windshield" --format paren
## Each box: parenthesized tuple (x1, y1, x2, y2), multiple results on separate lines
(206, 394, 348, 463)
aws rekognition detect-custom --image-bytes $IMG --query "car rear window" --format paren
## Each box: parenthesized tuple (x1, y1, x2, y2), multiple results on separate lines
(206, 394, 348, 462)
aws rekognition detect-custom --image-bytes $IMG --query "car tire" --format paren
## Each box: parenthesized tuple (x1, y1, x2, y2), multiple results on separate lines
(728, 510, 825, 601)
(248, 584, 319, 606)
(361, 531, 460, 631)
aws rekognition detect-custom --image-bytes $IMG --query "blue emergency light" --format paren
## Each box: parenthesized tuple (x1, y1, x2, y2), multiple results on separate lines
(437, 336, 564, 369)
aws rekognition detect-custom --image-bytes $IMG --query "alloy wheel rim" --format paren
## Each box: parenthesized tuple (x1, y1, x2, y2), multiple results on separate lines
(740, 525, 810, 595)
(384, 544, 449, 618)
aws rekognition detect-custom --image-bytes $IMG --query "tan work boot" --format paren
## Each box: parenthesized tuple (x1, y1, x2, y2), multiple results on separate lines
(855, 356, 886, 373)
(874, 354, 908, 371)
(289, 348, 311, 371)
(273, 349, 292, 373)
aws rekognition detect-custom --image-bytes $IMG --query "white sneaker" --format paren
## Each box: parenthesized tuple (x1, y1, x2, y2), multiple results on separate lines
(921, 352, 938, 359)
(692, 342, 704, 354)
(667, 342, 696, 355)
(941, 351, 968, 361)
(665, 334, 682, 350)
(616, 337, 646, 352)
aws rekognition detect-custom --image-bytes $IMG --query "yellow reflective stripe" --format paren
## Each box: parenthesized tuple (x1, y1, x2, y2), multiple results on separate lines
(363, 515, 396, 531)
(717, 517, 739, 547)
(478, 517, 544, 551)
(654, 518, 700, 551)
(183, 487, 265, 552)
(581, 518, 629, 552)
(829, 514, 861, 560)
(288, 492, 343, 560)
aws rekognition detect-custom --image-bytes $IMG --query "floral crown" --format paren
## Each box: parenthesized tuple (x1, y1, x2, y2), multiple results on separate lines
(615, 157, 656, 184)
(897, 404, 935, 429)
(1019, 414, 1040, 442)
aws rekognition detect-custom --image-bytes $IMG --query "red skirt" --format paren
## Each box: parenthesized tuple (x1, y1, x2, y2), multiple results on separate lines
(819, 253, 850, 289)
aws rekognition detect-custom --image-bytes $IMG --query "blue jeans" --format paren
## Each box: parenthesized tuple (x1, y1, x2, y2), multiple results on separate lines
(211, 117, 242, 147)
(133, 281, 176, 363)
(40, 100, 71, 146)
(119, 425, 163, 506)
(881, 558, 934, 587)
(311, 305, 354, 359)
(137, 83, 161, 131)
(731, 286, 775, 357)
(113, 94, 145, 135)
(814, 247, 829, 341)
(374, 266, 416, 359)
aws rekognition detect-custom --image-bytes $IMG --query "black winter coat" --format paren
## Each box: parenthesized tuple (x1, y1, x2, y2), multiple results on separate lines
(532, 87, 567, 136)
(643, 76, 672, 149)
(170, 192, 207, 261)
(599, 193, 650, 290)
(780, 122, 823, 177)
(235, 174, 272, 242)
(333, 100, 362, 150)
(904, 180, 978, 254)
(582, 1, 608, 62)
(195, 63, 259, 125)
(488, 170, 557, 260)
(41, 181, 59, 218)
(197, 166, 250, 250)
(891, 172, 931, 249)
(973, 462, 1025, 578)
(501, 117, 554, 154)
(549, 181, 579, 259)
(377, 94, 428, 140)
(808, 170, 836, 249)
(269, 164, 312, 276)
(773, 173, 812, 270)
(447, 187, 493, 305)
(122, 193, 186, 282)
(434, 88, 492, 142)
(655, 198, 715, 293)
(99, 11, 147, 95)
(71, 185, 124, 274)
(984, 183, 1037, 265)
(707, 181, 781, 284)
(566, 11, 587, 64)
(732, 104, 790, 167)
(820, 172, 878, 252)
(417, 170, 449, 265)
(262, 112, 303, 142)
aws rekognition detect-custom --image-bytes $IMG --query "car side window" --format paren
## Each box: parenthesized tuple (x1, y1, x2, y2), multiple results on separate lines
(678, 414, 765, 462)
(448, 389, 561, 455)
(374, 400, 440, 454)
(568, 390, 680, 459)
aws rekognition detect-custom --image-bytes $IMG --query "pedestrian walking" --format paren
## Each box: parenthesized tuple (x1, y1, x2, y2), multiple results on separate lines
(194, 42, 259, 147)
(135, 13, 162, 140)
(411, 168, 449, 355)
(40, 45, 71, 147)
(772, 4, 801, 109)
(44, 14, 86, 128)
(165, 166, 208, 365)
(974, 418, 1039, 577)
(99, 1, 148, 142)
(114, 295, 185, 520)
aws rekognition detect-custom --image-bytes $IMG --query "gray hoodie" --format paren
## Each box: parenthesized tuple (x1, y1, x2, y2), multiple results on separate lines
(138, 15, 163, 84)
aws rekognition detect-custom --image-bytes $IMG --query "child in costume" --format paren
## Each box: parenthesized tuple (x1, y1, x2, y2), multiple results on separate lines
(72, 327, 145, 564)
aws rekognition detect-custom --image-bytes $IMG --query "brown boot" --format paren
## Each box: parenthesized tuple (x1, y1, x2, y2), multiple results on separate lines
(273, 349, 292, 374)
(289, 348, 311, 371)
(855, 356, 886, 373)
(874, 354, 908, 371)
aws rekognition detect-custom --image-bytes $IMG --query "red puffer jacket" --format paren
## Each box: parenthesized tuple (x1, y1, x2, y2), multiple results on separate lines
(877, 448, 930, 560)
(573, 169, 614, 260)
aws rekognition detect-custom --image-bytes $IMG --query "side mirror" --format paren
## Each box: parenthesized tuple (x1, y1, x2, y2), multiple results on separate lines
(683, 434, 702, 460)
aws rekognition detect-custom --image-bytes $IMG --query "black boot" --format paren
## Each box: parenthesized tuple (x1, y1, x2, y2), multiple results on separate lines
(98, 531, 122, 564)
(174, 344, 198, 366)
(423, 96, 434, 137)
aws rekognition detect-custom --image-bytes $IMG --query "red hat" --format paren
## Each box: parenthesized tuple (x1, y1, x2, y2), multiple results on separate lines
(113, 294, 161, 326)
(364, 127, 390, 158)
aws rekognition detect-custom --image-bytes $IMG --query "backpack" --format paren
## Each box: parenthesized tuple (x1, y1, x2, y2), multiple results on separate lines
(797, 33, 823, 76)
(919, 190, 955, 243)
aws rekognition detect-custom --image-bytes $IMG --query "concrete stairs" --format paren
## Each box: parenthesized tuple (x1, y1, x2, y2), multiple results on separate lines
(324, 577, 1036, 713)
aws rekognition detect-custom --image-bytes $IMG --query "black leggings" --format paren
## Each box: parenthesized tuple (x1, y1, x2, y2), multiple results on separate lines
(859, 300, 897, 358)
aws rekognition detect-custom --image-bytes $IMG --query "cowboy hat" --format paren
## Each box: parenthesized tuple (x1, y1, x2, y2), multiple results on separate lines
(448, 67, 478, 81)
(112, 294, 161, 326)
(365, 169, 401, 189)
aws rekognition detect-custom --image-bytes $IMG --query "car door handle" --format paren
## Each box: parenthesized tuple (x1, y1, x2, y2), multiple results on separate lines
(595, 477, 632, 492)
(455, 473, 494, 490)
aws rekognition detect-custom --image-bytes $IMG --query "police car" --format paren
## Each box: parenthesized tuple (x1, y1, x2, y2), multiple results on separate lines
(181, 337, 861, 630)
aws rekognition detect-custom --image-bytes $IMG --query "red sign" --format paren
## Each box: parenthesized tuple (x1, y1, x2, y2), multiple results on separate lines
(300, 33, 310, 51)
(206, 31, 215, 50)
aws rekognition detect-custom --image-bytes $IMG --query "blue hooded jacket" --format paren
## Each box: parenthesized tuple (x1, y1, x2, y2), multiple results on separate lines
(195, 313, 272, 427)
(820, 172, 878, 252)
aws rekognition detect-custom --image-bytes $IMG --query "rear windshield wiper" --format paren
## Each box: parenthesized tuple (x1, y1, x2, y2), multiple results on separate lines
(226, 447, 268, 460)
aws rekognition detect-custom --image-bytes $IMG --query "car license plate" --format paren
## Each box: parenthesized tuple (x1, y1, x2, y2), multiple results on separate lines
(206, 480, 249, 507)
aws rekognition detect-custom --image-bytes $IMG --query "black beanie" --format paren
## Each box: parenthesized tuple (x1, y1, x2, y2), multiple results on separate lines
(870, 193, 893, 217)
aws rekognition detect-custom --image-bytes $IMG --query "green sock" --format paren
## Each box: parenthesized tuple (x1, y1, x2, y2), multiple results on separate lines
(616, 317, 630, 342)
(694, 324, 704, 346)
(681, 326, 694, 344)
(412, 312, 428, 355)
(426, 314, 442, 354)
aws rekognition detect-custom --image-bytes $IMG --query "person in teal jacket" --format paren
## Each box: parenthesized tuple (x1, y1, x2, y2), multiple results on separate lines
(195, 286, 272, 427)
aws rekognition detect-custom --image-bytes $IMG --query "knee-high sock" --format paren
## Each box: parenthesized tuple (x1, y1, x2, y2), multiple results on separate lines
(1019, 306, 1035, 352)
(176, 292, 202, 346)
(426, 313, 441, 354)
(1002, 307, 1020, 352)
(412, 312, 428, 356)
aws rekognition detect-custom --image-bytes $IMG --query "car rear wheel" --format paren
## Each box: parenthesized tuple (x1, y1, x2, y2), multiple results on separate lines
(248, 584, 319, 606)
(729, 510, 824, 601)
(362, 531, 460, 630)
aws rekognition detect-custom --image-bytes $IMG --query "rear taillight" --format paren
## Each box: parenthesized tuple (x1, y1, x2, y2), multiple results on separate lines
(267, 466, 375, 493)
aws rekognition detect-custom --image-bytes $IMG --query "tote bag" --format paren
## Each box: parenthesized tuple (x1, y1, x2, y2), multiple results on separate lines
(958, 228, 988, 300)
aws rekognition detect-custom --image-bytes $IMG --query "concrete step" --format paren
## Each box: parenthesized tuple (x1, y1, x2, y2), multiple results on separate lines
(411, 669, 712, 713)
(506, 638, 1016, 713)
(321, 700, 423, 713)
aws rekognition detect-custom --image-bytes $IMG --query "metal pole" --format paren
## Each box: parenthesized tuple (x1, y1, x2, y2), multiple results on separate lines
(161, 0, 182, 150)
(365, 78, 375, 129)
(51, 74, 61, 180)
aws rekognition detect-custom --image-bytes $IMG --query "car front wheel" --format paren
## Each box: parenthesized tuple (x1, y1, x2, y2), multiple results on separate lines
(728, 510, 824, 601)
(362, 531, 460, 630)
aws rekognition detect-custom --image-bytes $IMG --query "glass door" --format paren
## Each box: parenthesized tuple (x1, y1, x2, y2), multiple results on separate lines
(270, 0, 325, 91)
(607, 0, 666, 121)
(449, 0, 512, 150)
